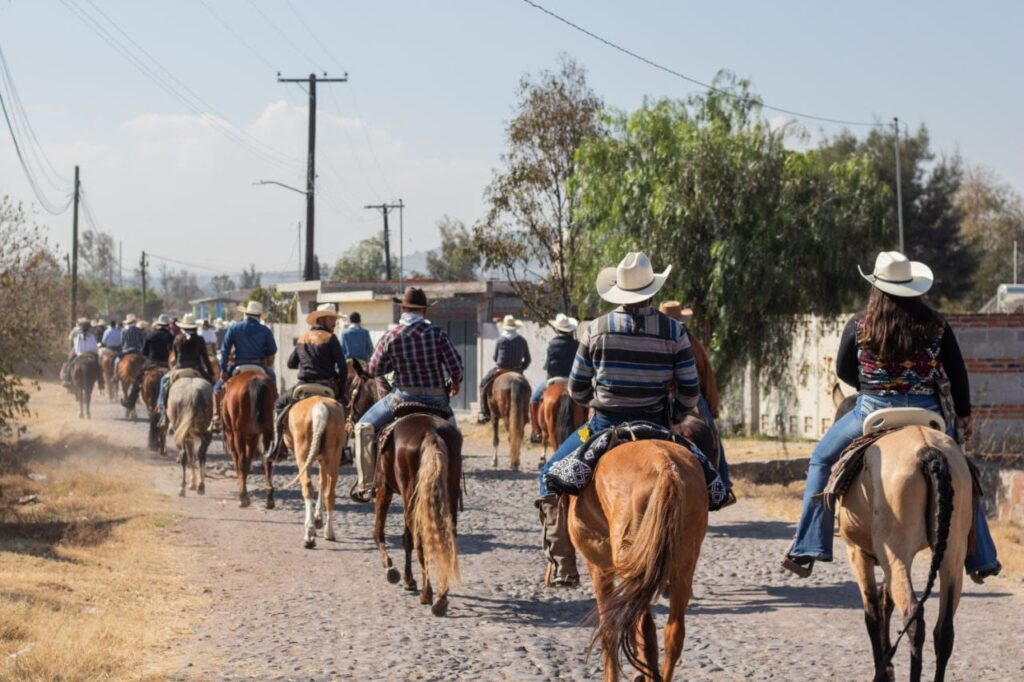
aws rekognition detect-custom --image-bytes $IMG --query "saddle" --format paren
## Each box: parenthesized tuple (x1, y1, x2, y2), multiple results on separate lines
(74, 352, 99, 363)
(168, 367, 203, 383)
(544, 421, 729, 511)
(292, 383, 335, 400)
(376, 401, 455, 453)
(233, 364, 266, 376)
(545, 376, 569, 387)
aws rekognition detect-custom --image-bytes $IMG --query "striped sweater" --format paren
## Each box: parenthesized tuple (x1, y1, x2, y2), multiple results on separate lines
(569, 307, 700, 413)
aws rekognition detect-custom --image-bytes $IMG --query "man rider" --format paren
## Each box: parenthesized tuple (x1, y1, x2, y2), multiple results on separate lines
(101, 319, 122, 354)
(537, 252, 701, 587)
(350, 288, 463, 503)
(122, 314, 174, 410)
(64, 318, 101, 387)
(528, 313, 579, 443)
(478, 314, 531, 423)
(210, 301, 278, 430)
(341, 311, 373, 364)
(266, 303, 348, 461)
(156, 314, 214, 427)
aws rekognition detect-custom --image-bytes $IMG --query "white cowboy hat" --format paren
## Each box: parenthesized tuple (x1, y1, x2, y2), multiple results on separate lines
(179, 313, 199, 331)
(214, 317, 225, 329)
(77, 317, 90, 326)
(306, 302, 340, 326)
(138, 320, 150, 330)
(658, 300, 694, 324)
(596, 252, 672, 305)
(124, 314, 137, 324)
(500, 314, 523, 331)
(153, 314, 170, 327)
(858, 251, 933, 298)
(549, 313, 579, 333)
(238, 301, 264, 316)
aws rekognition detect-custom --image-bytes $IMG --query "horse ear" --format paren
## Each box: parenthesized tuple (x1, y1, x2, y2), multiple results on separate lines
(351, 359, 369, 379)
(831, 383, 846, 408)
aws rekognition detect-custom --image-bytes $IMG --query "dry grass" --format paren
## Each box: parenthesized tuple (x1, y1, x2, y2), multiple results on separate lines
(732, 479, 804, 522)
(989, 521, 1024, 580)
(0, 434, 202, 680)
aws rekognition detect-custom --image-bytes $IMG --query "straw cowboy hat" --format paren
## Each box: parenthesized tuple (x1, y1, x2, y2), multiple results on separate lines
(596, 252, 672, 305)
(859, 251, 933, 298)
(124, 314, 137, 324)
(214, 317, 225, 329)
(658, 300, 694, 324)
(77, 317, 90, 326)
(500, 314, 523, 332)
(153, 314, 170, 327)
(549, 313, 578, 333)
(307, 302, 340, 325)
(393, 288, 431, 309)
(238, 301, 264, 316)
(179, 314, 199, 331)
(138, 320, 150, 330)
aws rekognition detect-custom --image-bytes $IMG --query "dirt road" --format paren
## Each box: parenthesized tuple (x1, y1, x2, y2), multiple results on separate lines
(28, 385, 1024, 680)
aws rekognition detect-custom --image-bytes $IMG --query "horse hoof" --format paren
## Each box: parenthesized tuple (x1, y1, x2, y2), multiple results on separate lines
(178, 488, 185, 497)
(239, 495, 251, 508)
(631, 673, 645, 682)
(265, 494, 275, 510)
(386, 567, 401, 584)
(324, 530, 336, 542)
(314, 517, 323, 530)
(402, 581, 418, 593)
(197, 483, 205, 495)
(431, 598, 449, 617)
(304, 539, 316, 549)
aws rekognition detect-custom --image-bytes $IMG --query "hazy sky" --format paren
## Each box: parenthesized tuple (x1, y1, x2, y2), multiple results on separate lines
(1, 1, 1021, 278)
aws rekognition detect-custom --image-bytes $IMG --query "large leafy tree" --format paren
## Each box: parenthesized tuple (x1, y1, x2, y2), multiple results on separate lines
(573, 74, 889, 383)
(425, 216, 480, 281)
(474, 56, 603, 321)
(956, 166, 1024, 307)
(330, 232, 396, 281)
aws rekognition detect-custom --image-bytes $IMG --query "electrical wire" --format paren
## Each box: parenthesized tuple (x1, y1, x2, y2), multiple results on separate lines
(519, 0, 888, 129)
(199, 0, 278, 73)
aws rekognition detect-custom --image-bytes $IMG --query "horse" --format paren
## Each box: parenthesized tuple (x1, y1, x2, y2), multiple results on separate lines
(100, 349, 119, 401)
(487, 371, 530, 471)
(537, 379, 587, 463)
(221, 369, 278, 508)
(166, 375, 213, 497)
(140, 365, 168, 454)
(347, 359, 390, 422)
(373, 413, 462, 617)
(70, 352, 102, 419)
(117, 353, 145, 419)
(283, 397, 348, 548)
(830, 387, 973, 682)
(569, 439, 709, 681)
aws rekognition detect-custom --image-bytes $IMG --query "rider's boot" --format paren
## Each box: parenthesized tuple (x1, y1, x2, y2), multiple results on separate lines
(350, 422, 376, 503)
(267, 401, 291, 462)
(209, 389, 223, 433)
(535, 493, 579, 587)
(529, 401, 542, 443)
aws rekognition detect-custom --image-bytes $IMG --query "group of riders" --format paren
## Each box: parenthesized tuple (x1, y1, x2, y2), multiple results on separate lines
(62, 247, 1001, 589)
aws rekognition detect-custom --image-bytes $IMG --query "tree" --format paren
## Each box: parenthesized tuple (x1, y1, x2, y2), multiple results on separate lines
(79, 228, 117, 284)
(956, 166, 1024, 307)
(573, 74, 889, 383)
(239, 264, 261, 289)
(209, 274, 237, 295)
(474, 56, 603, 321)
(426, 216, 480, 281)
(330, 232, 395, 281)
(248, 286, 294, 323)
(157, 264, 203, 312)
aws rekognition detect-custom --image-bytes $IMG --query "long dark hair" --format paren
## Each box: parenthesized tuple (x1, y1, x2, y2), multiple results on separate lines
(861, 287, 942, 358)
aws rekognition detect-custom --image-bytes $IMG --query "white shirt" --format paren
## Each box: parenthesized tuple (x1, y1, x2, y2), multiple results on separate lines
(202, 328, 217, 344)
(399, 312, 425, 326)
(72, 330, 99, 354)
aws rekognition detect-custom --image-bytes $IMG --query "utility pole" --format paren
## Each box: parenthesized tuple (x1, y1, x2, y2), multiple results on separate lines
(893, 117, 905, 253)
(297, 221, 303, 279)
(277, 72, 348, 281)
(364, 202, 403, 282)
(140, 251, 148, 318)
(397, 198, 405, 293)
(70, 165, 80, 326)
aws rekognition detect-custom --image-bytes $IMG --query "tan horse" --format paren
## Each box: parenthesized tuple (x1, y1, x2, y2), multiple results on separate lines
(117, 353, 144, 419)
(283, 397, 348, 548)
(167, 376, 213, 497)
(832, 393, 973, 682)
(221, 370, 278, 508)
(487, 371, 530, 471)
(537, 380, 587, 461)
(100, 349, 119, 401)
(569, 440, 709, 681)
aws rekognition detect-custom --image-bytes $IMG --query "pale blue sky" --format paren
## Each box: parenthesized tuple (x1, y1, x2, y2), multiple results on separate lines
(1, 1, 1021, 277)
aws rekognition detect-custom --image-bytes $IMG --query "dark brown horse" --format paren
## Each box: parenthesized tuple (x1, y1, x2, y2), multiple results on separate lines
(117, 353, 144, 419)
(487, 371, 530, 471)
(347, 359, 390, 423)
(537, 380, 587, 464)
(100, 349, 118, 402)
(70, 352, 102, 419)
(373, 415, 462, 617)
(221, 369, 278, 508)
(140, 365, 168, 454)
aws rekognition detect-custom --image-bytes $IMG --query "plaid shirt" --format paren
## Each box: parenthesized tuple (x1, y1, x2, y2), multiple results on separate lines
(369, 320, 463, 390)
(121, 324, 145, 352)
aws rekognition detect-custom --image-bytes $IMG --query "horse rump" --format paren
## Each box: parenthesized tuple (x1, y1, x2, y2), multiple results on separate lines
(554, 392, 576, 445)
(413, 431, 460, 595)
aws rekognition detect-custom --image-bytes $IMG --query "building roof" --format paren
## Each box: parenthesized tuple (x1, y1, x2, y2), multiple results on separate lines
(188, 289, 252, 305)
(275, 279, 516, 299)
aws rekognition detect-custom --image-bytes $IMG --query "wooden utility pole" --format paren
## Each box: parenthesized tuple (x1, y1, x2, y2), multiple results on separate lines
(364, 202, 403, 281)
(277, 72, 347, 281)
(70, 165, 80, 326)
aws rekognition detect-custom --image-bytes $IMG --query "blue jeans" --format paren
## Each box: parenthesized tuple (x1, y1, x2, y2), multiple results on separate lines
(357, 389, 456, 431)
(530, 381, 547, 404)
(696, 396, 732, 492)
(157, 373, 170, 410)
(789, 393, 999, 574)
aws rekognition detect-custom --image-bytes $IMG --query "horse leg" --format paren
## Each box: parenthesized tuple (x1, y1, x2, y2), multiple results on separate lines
(374, 487, 399, 583)
(630, 609, 659, 681)
(491, 411, 499, 467)
(197, 432, 210, 495)
(301, 462, 316, 549)
(323, 459, 337, 542)
(263, 447, 275, 510)
(880, 551, 923, 682)
(85, 386, 92, 419)
(587, 563, 618, 682)
(400, 524, 417, 592)
(179, 441, 188, 497)
(417, 541, 432, 606)
(933, 564, 963, 681)
(314, 462, 325, 529)
(847, 544, 891, 681)
(238, 441, 251, 508)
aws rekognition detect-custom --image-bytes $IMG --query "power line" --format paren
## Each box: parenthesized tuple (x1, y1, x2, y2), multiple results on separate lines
(199, 0, 277, 73)
(519, 0, 887, 129)
(247, 0, 322, 68)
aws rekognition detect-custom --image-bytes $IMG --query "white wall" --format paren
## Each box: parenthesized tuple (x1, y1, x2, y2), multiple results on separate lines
(270, 323, 387, 393)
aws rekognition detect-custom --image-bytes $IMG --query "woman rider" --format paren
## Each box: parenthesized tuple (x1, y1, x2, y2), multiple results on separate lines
(783, 251, 1000, 583)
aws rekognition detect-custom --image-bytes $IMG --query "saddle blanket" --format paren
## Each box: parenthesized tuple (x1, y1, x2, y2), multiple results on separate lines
(376, 401, 455, 452)
(544, 421, 728, 511)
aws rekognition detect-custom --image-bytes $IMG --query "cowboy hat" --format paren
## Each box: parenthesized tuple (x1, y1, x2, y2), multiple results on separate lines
(179, 313, 199, 331)
(153, 314, 170, 327)
(392, 288, 431, 309)
(238, 301, 264, 316)
(77, 317, 90, 326)
(596, 252, 672, 305)
(549, 313, 579, 333)
(138, 320, 150, 330)
(858, 251, 933, 298)
(306, 302, 340, 326)
(213, 317, 225, 329)
(124, 314, 137, 324)
(500, 314, 523, 332)
(658, 300, 694, 324)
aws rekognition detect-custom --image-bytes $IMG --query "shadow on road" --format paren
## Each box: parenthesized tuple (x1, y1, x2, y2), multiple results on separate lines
(452, 593, 593, 627)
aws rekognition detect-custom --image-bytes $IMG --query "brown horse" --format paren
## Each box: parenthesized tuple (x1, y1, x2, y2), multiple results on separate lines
(100, 349, 118, 401)
(140, 365, 168, 454)
(347, 359, 390, 422)
(374, 415, 462, 617)
(70, 352, 102, 419)
(569, 440, 709, 681)
(167, 376, 213, 497)
(830, 390, 973, 682)
(537, 379, 587, 462)
(283, 397, 348, 548)
(117, 353, 144, 419)
(487, 371, 530, 471)
(221, 369, 278, 508)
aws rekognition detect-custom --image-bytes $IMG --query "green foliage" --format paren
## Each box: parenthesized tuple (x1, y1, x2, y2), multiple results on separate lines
(330, 232, 395, 281)
(156, 264, 203, 312)
(238, 264, 261, 289)
(956, 166, 1024, 308)
(425, 216, 480, 281)
(209, 274, 237, 295)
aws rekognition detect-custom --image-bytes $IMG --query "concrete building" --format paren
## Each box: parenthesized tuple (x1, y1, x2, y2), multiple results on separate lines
(189, 289, 252, 322)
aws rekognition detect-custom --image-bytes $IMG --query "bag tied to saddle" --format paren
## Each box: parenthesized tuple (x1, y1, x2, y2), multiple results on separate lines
(544, 421, 728, 511)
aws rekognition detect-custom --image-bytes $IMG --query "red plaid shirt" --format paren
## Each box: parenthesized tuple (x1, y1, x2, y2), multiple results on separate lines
(369, 320, 463, 390)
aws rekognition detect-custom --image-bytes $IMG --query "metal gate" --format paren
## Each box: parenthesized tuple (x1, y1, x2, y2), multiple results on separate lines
(437, 319, 477, 412)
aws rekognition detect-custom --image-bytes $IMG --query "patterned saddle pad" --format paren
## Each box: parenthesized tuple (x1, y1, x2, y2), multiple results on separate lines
(544, 421, 728, 511)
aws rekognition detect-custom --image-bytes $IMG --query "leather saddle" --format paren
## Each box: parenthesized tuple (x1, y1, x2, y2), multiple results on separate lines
(292, 383, 335, 401)
(862, 407, 945, 436)
(545, 376, 569, 387)
(377, 401, 455, 452)
(233, 364, 267, 376)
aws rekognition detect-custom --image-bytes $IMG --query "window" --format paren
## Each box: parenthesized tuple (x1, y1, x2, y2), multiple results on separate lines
(821, 417, 832, 434)
(789, 416, 798, 435)
(760, 415, 769, 433)
(804, 417, 813, 435)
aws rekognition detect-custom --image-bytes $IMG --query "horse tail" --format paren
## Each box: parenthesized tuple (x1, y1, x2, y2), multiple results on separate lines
(554, 392, 576, 444)
(598, 460, 685, 681)
(284, 401, 329, 489)
(248, 375, 268, 435)
(508, 377, 528, 460)
(413, 430, 460, 594)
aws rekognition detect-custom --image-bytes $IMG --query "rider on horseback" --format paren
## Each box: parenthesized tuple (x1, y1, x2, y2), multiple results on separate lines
(537, 252, 702, 587)
(210, 301, 278, 431)
(122, 314, 174, 411)
(266, 303, 348, 461)
(64, 318, 100, 388)
(350, 288, 463, 503)
(528, 313, 579, 443)
(100, 319, 122, 354)
(156, 314, 214, 428)
(477, 314, 530, 423)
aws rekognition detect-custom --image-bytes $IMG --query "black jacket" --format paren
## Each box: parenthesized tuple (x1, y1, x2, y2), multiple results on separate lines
(288, 326, 347, 387)
(143, 327, 175, 363)
(494, 334, 531, 371)
(544, 333, 578, 379)
(173, 332, 213, 378)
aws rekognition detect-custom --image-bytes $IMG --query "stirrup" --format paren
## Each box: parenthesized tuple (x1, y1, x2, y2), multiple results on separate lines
(781, 556, 814, 578)
(970, 561, 1002, 585)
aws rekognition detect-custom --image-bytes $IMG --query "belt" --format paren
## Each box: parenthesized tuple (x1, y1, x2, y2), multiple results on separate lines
(396, 386, 447, 396)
